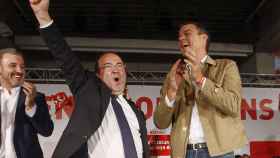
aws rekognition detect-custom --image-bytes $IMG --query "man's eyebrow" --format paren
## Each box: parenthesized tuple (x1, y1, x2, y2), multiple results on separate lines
(183, 29, 191, 33)
(8, 62, 17, 65)
(102, 63, 113, 66)
(101, 60, 124, 65)
(179, 29, 190, 34)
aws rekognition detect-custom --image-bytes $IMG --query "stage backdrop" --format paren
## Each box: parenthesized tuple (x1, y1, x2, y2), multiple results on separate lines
(35, 84, 280, 158)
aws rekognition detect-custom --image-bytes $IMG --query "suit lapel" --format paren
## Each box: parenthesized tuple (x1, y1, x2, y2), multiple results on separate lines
(125, 98, 145, 129)
(202, 56, 216, 78)
(15, 88, 26, 123)
(17, 88, 25, 108)
(125, 98, 140, 119)
(201, 63, 208, 75)
(125, 98, 149, 158)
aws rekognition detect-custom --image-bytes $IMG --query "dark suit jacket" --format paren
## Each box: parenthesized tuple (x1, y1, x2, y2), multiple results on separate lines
(40, 23, 150, 158)
(13, 89, 54, 158)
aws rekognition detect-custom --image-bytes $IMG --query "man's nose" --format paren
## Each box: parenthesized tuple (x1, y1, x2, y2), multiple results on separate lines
(112, 66, 120, 72)
(16, 66, 24, 73)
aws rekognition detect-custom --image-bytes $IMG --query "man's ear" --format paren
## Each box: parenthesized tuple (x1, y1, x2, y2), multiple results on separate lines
(201, 34, 208, 47)
(202, 34, 208, 41)
(124, 64, 127, 73)
(96, 72, 100, 78)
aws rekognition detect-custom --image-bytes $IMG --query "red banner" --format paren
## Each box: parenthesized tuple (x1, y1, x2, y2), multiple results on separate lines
(148, 135, 170, 156)
(250, 141, 280, 158)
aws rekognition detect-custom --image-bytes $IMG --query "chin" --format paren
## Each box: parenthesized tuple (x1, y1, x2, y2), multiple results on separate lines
(12, 81, 23, 87)
(112, 91, 122, 95)
(112, 88, 124, 95)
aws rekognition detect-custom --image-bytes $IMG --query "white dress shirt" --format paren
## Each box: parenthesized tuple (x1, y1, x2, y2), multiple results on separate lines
(165, 55, 208, 144)
(88, 95, 143, 158)
(0, 87, 36, 158)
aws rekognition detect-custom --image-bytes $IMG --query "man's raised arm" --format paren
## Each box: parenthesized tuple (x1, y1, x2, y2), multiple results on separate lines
(29, 0, 88, 94)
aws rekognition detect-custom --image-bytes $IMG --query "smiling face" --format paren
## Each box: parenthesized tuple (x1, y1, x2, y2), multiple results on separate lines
(97, 53, 126, 95)
(0, 52, 25, 89)
(178, 23, 208, 59)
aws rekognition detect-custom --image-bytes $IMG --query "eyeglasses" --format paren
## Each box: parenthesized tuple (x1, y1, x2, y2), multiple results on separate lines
(99, 63, 125, 71)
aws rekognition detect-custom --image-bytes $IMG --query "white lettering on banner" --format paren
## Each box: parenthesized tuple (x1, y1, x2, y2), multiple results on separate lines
(35, 84, 280, 158)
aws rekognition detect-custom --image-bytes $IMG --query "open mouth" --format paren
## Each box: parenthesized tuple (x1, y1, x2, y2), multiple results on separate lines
(114, 77, 119, 82)
(183, 43, 190, 48)
(14, 74, 23, 80)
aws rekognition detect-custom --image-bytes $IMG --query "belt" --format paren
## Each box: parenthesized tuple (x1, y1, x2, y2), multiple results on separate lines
(187, 143, 207, 150)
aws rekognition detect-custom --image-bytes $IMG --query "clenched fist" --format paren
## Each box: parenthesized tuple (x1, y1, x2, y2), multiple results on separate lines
(29, 0, 52, 27)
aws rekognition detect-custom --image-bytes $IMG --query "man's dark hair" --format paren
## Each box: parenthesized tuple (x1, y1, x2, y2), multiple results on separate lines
(180, 20, 211, 52)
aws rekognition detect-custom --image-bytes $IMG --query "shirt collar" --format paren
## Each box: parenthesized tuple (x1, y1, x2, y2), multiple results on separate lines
(116, 94, 124, 100)
(0, 86, 21, 96)
(201, 55, 208, 63)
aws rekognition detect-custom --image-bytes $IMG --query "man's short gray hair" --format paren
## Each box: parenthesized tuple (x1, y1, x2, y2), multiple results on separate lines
(0, 48, 17, 54)
(0, 48, 23, 61)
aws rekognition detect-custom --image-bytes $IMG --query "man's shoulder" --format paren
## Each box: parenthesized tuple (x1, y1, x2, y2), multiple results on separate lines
(213, 58, 237, 70)
(214, 58, 236, 65)
(35, 92, 46, 100)
(36, 91, 45, 96)
(207, 58, 239, 79)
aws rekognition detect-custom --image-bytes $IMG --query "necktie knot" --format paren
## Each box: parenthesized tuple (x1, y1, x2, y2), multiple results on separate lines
(111, 95, 118, 100)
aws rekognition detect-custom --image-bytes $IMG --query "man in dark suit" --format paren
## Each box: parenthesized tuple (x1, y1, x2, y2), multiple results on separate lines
(0, 48, 54, 158)
(30, 0, 150, 158)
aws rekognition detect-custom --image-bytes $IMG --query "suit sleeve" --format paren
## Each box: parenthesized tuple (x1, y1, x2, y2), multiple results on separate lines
(139, 110, 150, 158)
(154, 72, 176, 129)
(39, 23, 89, 94)
(199, 61, 242, 117)
(27, 93, 54, 137)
